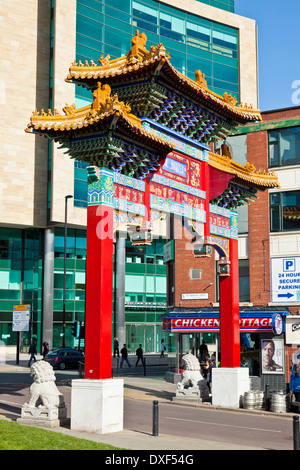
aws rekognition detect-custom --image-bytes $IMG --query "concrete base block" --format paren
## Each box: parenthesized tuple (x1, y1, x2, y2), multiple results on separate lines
(17, 405, 69, 428)
(17, 417, 70, 428)
(176, 386, 200, 399)
(165, 371, 182, 384)
(212, 367, 250, 408)
(172, 396, 203, 405)
(71, 378, 124, 434)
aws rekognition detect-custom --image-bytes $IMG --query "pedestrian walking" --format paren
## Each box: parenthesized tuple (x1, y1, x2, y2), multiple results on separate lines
(27, 339, 37, 367)
(160, 339, 166, 358)
(113, 337, 120, 358)
(135, 344, 144, 366)
(202, 354, 211, 391)
(200, 340, 208, 361)
(42, 341, 49, 359)
(120, 344, 131, 368)
(209, 360, 216, 394)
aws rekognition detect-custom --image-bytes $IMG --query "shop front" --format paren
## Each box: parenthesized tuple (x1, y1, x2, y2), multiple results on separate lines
(162, 308, 289, 390)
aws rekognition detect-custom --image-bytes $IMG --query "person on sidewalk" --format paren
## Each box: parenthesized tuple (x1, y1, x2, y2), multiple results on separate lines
(27, 339, 37, 367)
(120, 344, 131, 368)
(200, 340, 208, 361)
(135, 344, 144, 367)
(160, 339, 166, 358)
(42, 341, 49, 359)
(113, 337, 120, 358)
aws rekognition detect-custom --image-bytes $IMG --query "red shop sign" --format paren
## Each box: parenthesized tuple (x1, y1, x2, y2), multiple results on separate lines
(170, 316, 273, 333)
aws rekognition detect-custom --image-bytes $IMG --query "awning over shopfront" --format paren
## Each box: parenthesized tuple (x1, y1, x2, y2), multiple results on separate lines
(162, 307, 290, 334)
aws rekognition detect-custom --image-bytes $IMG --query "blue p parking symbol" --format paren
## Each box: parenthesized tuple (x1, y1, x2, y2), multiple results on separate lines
(283, 258, 296, 272)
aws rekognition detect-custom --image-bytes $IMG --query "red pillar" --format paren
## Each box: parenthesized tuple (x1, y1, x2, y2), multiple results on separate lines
(202, 160, 210, 238)
(219, 237, 240, 368)
(84, 168, 114, 380)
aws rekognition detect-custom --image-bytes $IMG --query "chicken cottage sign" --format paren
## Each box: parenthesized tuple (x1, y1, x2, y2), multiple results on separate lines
(164, 313, 284, 333)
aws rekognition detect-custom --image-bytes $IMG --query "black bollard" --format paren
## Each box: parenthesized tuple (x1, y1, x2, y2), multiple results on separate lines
(153, 400, 159, 436)
(265, 384, 270, 411)
(293, 416, 300, 450)
(144, 356, 146, 376)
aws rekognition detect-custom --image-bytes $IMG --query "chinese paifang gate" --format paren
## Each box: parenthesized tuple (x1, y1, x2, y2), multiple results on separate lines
(26, 31, 279, 379)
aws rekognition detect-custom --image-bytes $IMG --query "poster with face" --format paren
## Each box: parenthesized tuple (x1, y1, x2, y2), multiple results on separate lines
(261, 338, 284, 374)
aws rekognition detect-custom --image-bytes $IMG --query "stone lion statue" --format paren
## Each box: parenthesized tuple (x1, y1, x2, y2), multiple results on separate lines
(24, 361, 65, 410)
(176, 353, 210, 400)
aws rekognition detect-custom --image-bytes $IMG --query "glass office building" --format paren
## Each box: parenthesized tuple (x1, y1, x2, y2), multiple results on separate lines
(196, 0, 234, 11)
(1, 0, 260, 354)
(0, 229, 43, 347)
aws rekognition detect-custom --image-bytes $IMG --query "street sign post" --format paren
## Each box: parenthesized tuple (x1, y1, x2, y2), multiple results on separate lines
(271, 257, 300, 303)
(13, 305, 30, 364)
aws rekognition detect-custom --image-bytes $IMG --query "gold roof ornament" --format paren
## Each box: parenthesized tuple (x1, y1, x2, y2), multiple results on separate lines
(195, 70, 208, 89)
(223, 92, 238, 107)
(25, 81, 144, 133)
(128, 30, 148, 62)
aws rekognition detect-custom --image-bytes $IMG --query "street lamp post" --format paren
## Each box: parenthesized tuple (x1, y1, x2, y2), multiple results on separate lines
(63, 195, 73, 348)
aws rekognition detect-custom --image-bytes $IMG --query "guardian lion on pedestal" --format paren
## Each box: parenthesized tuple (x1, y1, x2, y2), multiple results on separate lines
(176, 353, 210, 400)
(24, 360, 65, 409)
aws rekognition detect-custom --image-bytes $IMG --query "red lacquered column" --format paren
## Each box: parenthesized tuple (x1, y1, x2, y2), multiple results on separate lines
(84, 168, 114, 380)
(219, 237, 240, 368)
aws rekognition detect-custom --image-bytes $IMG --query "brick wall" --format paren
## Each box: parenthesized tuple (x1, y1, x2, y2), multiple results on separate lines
(247, 110, 300, 314)
(262, 107, 300, 123)
(172, 216, 216, 309)
(247, 130, 272, 305)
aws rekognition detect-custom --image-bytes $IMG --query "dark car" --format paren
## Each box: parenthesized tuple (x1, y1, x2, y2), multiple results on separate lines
(45, 348, 85, 370)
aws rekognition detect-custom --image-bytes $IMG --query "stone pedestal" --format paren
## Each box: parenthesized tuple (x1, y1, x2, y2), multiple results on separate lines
(176, 385, 201, 399)
(173, 386, 204, 404)
(212, 367, 250, 408)
(71, 378, 124, 434)
(17, 404, 68, 428)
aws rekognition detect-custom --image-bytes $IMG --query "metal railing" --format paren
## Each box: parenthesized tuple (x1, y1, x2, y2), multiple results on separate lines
(78, 356, 171, 378)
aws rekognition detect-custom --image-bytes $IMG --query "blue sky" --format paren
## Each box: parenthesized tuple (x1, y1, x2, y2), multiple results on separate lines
(235, 0, 300, 111)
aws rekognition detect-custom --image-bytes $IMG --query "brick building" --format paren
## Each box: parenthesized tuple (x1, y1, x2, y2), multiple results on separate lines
(165, 106, 300, 388)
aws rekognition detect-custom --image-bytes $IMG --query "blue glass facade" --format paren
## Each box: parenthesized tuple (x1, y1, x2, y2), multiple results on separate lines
(76, 1, 238, 99)
(0, 228, 43, 347)
(196, 0, 234, 12)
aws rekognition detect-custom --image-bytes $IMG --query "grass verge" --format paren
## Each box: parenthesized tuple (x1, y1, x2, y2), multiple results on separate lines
(0, 420, 124, 450)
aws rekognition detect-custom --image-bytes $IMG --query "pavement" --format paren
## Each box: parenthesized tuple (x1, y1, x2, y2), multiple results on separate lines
(0, 350, 292, 451)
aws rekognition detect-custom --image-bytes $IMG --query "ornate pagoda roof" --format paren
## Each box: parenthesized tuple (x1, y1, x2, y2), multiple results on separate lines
(25, 85, 279, 201)
(66, 30, 262, 135)
(25, 33, 279, 204)
(25, 83, 175, 179)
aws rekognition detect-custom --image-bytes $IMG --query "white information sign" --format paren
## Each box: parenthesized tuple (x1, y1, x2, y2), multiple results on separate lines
(12, 305, 30, 332)
(181, 293, 209, 300)
(271, 257, 300, 303)
(285, 316, 300, 344)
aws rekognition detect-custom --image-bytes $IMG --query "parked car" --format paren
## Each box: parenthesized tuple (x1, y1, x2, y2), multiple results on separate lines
(45, 348, 85, 370)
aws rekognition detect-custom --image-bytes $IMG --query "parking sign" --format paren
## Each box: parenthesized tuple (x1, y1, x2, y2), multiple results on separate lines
(283, 258, 296, 272)
(271, 258, 300, 303)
